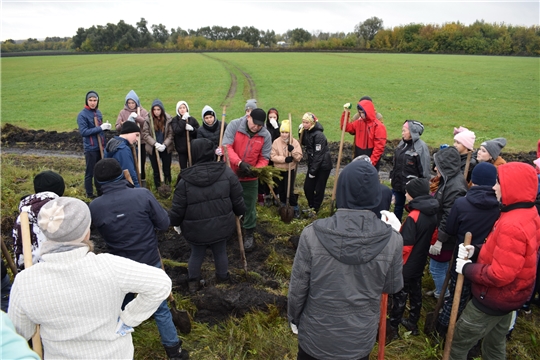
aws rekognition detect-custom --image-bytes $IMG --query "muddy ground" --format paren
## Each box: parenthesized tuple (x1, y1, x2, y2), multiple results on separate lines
(1, 123, 538, 326)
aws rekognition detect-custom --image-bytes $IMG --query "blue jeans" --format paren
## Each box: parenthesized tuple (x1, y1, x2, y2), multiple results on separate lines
(429, 258, 449, 297)
(1, 273, 12, 312)
(122, 261, 179, 347)
(392, 190, 406, 222)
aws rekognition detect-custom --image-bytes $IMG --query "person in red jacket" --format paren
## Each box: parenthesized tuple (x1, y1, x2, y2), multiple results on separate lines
(340, 96, 387, 169)
(450, 162, 540, 360)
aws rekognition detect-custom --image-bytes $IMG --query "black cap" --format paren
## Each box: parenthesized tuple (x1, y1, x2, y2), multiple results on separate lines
(34, 170, 65, 196)
(94, 158, 123, 183)
(120, 120, 141, 134)
(250, 108, 266, 126)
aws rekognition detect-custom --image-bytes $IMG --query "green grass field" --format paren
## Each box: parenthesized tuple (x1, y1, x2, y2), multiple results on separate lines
(2, 53, 539, 151)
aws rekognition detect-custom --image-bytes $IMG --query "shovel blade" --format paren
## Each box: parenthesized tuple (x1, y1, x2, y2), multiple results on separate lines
(158, 184, 172, 198)
(279, 205, 294, 224)
(169, 301, 191, 334)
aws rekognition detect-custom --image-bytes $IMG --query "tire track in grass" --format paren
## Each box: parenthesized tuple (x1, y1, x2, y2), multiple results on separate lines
(200, 53, 257, 108)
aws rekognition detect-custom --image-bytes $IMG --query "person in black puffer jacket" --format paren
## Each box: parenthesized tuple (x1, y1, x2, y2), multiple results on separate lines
(197, 105, 226, 149)
(169, 138, 245, 291)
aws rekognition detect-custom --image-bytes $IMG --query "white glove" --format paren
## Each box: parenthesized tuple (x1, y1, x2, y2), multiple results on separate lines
(458, 243, 475, 260)
(269, 118, 278, 129)
(115, 317, 134, 336)
(215, 147, 223, 156)
(429, 240, 443, 256)
(308, 174, 315, 179)
(182, 113, 190, 120)
(298, 123, 304, 130)
(456, 258, 472, 274)
(128, 112, 138, 121)
(157, 144, 166, 152)
(154, 142, 163, 149)
(290, 322, 298, 335)
(380, 210, 401, 232)
(185, 124, 194, 131)
(343, 102, 351, 110)
(174, 226, 182, 235)
(100, 122, 112, 131)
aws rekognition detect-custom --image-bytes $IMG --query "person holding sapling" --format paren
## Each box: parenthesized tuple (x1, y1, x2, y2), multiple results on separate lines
(77, 90, 111, 198)
(142, 99, 174, 189)
(115, 90, 149, 186)
(270, 119, 303, 218)
(258, 107, 281, 206)
(171, 100, 200, 171)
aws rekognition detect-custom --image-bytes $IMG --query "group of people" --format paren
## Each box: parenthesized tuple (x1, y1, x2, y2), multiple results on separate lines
(2, 91, 539, 360)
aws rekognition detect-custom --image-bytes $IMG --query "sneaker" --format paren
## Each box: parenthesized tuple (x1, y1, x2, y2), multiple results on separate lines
(401, 318, 419, 336)
(293, 206, 300, 219)
(244, 229, 255, 252)
(426, 290, 435, 297)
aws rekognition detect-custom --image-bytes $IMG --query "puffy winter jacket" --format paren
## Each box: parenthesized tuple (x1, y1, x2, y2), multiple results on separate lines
(270, 136, 303, 171)
(222, 116, 272, 181)
(299, 122, 332, 176)
(77, 90, 105, 153)
(142, 99, 174, 155)
(288, 209, 403, 359)
(104, 136, 139, 187)
(171, 101, 200, 155)
(198, 105, 227, 147)
(463, 162, 540, 315)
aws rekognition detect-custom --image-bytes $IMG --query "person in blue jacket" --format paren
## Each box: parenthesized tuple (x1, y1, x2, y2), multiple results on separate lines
(77, 90, 111, 198)
(104, 120, 141, 187)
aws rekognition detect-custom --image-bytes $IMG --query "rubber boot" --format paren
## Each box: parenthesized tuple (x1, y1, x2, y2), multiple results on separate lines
(401, 318, 419, 336)
(163, 342, 189, 360)
(244, 228, 255, 252)
(188, 278, 201, 294)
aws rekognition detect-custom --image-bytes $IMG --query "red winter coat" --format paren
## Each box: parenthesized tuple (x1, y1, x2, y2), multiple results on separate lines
(463, 162, 540, 314)
(340, 100, 387, 166)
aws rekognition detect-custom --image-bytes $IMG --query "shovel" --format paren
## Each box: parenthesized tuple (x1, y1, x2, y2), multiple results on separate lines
(279, 113, 295, 223)
(1, 237, 18, 277)
(331, 108, 349, 215)
(149, 113, 172, 198)
(217, 106, 227, 162)
(378, 293, 388, 359)
(137, 107, 142, 183)
(94, 115, 104, 159)
(21, 211, 43, 358)
(186, 125, 192, 168)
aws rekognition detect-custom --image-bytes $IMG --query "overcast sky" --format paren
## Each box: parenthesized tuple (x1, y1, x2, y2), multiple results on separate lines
(1, 1, 538, 41)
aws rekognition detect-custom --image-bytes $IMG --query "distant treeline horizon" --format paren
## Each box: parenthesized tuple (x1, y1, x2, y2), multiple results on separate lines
(2, 17, 539, 56)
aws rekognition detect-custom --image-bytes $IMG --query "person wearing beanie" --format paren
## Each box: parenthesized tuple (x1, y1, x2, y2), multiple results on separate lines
(384, 177, 439, 341)
(222, 107, 272, 251)
(142, 99, 174, 189)
(245, 98, 257, 114)
(433, 161, 500, 339)
(390, 120, 431, 222)
(340, 97, 387, 169)
(170, 138, 245, 292)
(171, 100, 200, 171)
(11, 170, 66, 271)
(299, 112, 333, 215)
(89, 160, 190, 360)
(270, 119, 303, 217)
(258, 107, 281, 206)
(198, 105, 227, 153)
(453, 129, 477, 182)
(8, 197, 174, 360)
(450, 162, 540, 359)
(477, 137, 507, 167)
(104, 121, 141, 187)
(77, 90, 111, 198)
(288, 160, 403, 360)
(352, 155, 393, 219)
(115, 90, 149, 186)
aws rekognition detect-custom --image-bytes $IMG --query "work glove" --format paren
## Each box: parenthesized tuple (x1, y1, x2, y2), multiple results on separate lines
(380, 210, 402, 232)
(285, 156, 293, 163)
(115, 317, 134, 336)
(343, 102, 352, 110)
(215, 146, 223, 156)
(298, 124, 304, 131)
(154, 142, 163, 149)
(429, 240, 443, 256)
(157, 144, 166, 152)
(238, 161, 255, 178)
(100, 122, 112, 131)
(185, 123, 194, 131)
(182, 113, 190, 121)
(456, 258, 472, 274)
(287, 144, 294, 152)
(174, 226, 182, 235)
(290, 322, 298, 335)
(128, 112, 138, 121)
(269, 118, 279, 129)
(458, 243, 475, 260)
(308, 173, 315, 179)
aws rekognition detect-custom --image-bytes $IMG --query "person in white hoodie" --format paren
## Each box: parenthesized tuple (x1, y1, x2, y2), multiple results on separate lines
(171, 100, 200, 171)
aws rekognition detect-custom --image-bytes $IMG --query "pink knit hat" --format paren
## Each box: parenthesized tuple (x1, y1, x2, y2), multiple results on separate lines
(534, 157, 540, 169)
(454, 130, 476, 151)
(453, 126, 469, 136)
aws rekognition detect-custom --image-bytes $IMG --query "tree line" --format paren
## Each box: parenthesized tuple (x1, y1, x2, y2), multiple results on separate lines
(2, 17, 539, 55)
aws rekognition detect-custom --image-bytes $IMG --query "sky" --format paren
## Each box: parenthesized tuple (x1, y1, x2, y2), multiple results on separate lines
(1, 1, 538, 41)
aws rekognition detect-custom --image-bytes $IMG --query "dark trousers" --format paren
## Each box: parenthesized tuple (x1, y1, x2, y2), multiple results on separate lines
(178, 152, 189, 170)
(188, 240, 228, 280)
(84, 150, 102, 196)
(392, 190, 406, 221)
(139, 144, 146, 180)
(439, 271, 472, 327)
(390, 276, 423, 328)
(149, 149, 172, 188)
(277, 169, 298, 206)
(303, 169, 331, 212)
(298, 345, 369, 360)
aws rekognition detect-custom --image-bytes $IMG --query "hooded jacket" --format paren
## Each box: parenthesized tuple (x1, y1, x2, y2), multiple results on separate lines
(142, 99, 174, 155)
(300, 122, 332, 176)
(115, 90, 149, 144)
(288, 161, 403, 359)
(265, 107, 281, 143)
(104, 136, 139, 187)
(197, 105, 227, 147)
(270, 136, 303, 171)
(169, 138, 245, 245)
(463, 162, 540, 315)
(391, 120, 431, 193)
(340, 100, 387, 166)
(171, 101, 200, 155)
(77, 90, 105, 152)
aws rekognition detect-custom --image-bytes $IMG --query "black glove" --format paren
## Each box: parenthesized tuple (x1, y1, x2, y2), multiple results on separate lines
(285, 156, 293, 163)
(238, 161, 255, 178)
(287, 144, 294, 152)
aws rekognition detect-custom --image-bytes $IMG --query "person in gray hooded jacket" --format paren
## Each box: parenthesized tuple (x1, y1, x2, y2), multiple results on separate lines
(288, 160, 403, 360)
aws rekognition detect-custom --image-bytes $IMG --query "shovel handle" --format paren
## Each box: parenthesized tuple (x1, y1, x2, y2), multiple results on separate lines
(217, 106, 227, 162)
(331, 109, 349, 213)
(378, 293, 388, 359)
(1, 237, 18, 277)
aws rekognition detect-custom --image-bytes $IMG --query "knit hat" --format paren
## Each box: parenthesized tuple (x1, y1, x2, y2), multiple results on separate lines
(245, 99, 257, 111)
(406, 177, 430, 198)
(280, 119, 290, 133)
(352, 154, 372, 164)
(34, 170, 65, 196)
(453, 126, 469, 136)
(176, 101, 189, 116)
(250, 108, 266, 126)
(336, 160, 381, 210)
(359, 95, 373, 102)
(201, 105, 216, 119)
(534, 157, 540, 169)
(302, 112, 318, 124)
(38, 197, 91, 244)
(86, 91, 98, 101)
(471, 162, 497, 186)
(120, 120, 141, 134)
(454, 130, 476, 151)
(480, 138, 506, 160)
(94, 158, 123, 183)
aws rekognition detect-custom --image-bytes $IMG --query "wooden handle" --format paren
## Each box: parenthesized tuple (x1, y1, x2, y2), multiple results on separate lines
(378, 293, 388, 359)
(1, 237, 18, 277)
(331, 110, 349, 209)
(94, 116, 104, 159)
(123, 169, 134, 185)
(217, 106, 227, 162)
